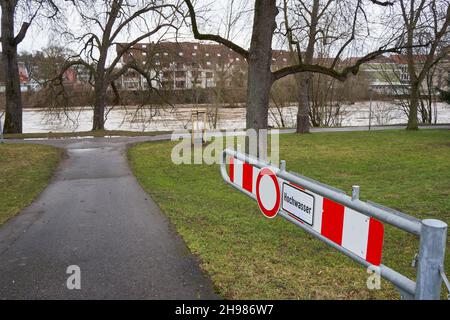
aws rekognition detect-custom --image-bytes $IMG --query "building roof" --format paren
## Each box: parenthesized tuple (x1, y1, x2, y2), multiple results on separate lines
(342, 54, 431, 66)
(116, 41, 294, 70)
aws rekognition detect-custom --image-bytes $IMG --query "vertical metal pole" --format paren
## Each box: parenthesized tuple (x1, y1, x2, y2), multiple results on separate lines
(352, 185, 360, 200)
(191, 113, 194, 146)
(203, 111, 207, 144)
(280, 160, 286, 172)
(415, 219, 447, 300)
(368, 89, 373, 131)
(0, 112, 3, 142)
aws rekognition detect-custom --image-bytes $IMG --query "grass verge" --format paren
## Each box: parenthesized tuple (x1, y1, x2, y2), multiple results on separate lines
(128, 130, 450, 299)
(3, 129, 170, 140)
(0, 143, 61, 226)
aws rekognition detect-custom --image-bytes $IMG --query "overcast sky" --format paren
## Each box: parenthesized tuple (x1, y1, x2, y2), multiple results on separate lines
(13, 0, 251, 54)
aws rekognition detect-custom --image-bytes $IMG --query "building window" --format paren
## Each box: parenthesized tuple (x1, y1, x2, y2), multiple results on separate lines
(164, 52, 168, 56)
(206, 61, 211, 66)
(400, 65, 409, 83)
(142, 44, 147, 48)
(176, 80, 185, 88)
(194, 45, 198, 50)
(192, 52, 196, 56)
(206, 72, 213, 78)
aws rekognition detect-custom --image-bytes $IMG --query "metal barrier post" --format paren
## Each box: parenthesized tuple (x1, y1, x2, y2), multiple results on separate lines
(415, 219, 448, 299)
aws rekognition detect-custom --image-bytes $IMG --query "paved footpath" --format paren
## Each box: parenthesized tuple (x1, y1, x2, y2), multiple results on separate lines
(0, 136, 218, 299)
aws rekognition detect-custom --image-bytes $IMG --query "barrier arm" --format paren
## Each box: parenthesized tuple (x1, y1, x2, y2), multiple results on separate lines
(220, 148, 448, 300)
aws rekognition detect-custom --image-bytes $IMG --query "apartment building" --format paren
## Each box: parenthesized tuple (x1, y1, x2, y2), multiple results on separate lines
(115, 42, 292, 90)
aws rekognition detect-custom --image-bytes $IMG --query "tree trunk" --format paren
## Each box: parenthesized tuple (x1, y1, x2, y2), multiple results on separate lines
(296, 74, 311, 133)
(245, 0, 278, 158)
(93, 80, 106, 130)
(295, 0, 319, 134)
(1, 0, 23, 134)
(92, 46, 109, 130)
(407, 83, 419, 130)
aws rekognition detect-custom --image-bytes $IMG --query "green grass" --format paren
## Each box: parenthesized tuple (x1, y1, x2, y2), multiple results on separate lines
(0, 143, 61, 226)
(3, 129, 170, 139)
(128, 130, 450, 299)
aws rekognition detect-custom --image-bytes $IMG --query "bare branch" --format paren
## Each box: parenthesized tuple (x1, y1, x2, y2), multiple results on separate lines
(13, 22, 31, 45)
(272, 46, 403, 82)
(184, 0, 249, 59)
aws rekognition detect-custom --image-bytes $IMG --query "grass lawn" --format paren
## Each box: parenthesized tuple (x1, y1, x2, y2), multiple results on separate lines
(0, 143, 61, 226)
(128, 130, 450, 299)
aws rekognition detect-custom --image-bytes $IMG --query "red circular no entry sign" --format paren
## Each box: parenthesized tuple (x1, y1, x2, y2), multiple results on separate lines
(256, 168, 281, 219)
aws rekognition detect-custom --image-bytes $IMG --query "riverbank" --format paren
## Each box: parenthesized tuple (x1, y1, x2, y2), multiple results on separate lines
(0, 143, 61, 226)
(3, 124, 449, 141)
(1, 129, 170, 140)
(128, 130, 450, 299)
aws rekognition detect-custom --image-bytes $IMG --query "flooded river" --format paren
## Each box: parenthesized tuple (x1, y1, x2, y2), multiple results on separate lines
(2, 101, 450, 133)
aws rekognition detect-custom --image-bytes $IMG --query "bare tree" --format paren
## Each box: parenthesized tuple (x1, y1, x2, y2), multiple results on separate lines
(269, 76, 296, 128)
(1, 0, 58, 133)
(185, 0, 407, 157)
(282, 0, 320, 133)
(397, 0, 450, 129)
(282, 0, 370, 133)
(57, 0, 181, 130)
(378, 57, 440, 124)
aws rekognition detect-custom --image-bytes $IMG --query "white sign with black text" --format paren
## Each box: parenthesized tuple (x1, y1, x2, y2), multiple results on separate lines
(282, 183, 315, 225)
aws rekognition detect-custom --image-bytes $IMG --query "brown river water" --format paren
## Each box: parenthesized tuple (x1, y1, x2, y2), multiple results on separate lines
(1, 101, 450, 133)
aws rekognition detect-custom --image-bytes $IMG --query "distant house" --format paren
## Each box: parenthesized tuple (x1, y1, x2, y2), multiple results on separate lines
(344, 54, 450, 96)
(63, 68, 77, 83)
(0, 59, 31, 93)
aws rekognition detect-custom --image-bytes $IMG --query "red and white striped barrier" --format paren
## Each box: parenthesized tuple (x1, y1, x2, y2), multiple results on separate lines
(228, 157, 384, 266)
